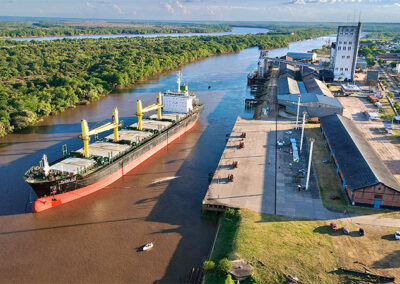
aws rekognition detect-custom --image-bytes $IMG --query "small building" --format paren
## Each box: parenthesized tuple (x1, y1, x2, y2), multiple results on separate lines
(396, 63, 400, 74)
(277, 77, 300, 96)
(287, 52, 317, 62)
(304, 78, 333, 97)
(278, 64, 296, 79)
(278, 93, 343, 117)
(366, 70, 379, 86)
(341, 84, 361, 94)
(320, 114, 400, 209)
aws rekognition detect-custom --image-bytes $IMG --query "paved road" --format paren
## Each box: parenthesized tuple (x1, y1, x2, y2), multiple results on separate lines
(377, 66, 400, 98)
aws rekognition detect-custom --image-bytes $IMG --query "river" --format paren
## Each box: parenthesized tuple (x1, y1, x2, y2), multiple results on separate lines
(3, 26, 269, 41)
(0, 30, 334, 283)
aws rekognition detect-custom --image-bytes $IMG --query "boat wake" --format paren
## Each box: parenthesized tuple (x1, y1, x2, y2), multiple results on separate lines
(151, 176, 180, 184)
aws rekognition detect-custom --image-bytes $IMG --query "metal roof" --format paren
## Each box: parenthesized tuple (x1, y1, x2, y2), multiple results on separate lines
(278, 63, 296, 77)
(304, 78, 333, 97)
(278, 93, 343, 108)
(366, 70, 379, 81)
(277, 77, 300, 95)
(297, 81, 307, 93)
(287, 52, 315, 60)
(320, 114, 400, 192)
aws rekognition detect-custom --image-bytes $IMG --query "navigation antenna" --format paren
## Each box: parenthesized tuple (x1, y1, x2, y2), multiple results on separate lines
(177, 71, 182, 92)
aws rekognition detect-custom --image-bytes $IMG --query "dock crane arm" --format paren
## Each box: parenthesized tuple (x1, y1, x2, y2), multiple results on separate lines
(79, 107, 122, 158)
(136, 92, 163, 130)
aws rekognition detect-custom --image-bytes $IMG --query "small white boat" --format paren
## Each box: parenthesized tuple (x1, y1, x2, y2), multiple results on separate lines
(142, 242, 154, 251)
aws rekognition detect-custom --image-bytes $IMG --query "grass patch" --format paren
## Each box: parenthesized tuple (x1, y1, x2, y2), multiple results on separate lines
(205, 210, 241, 283)
(387, 129, 400, 151)
(206, 209, 400, 283)
(305, 124, 348, 212)
(206, 209, 339, 284)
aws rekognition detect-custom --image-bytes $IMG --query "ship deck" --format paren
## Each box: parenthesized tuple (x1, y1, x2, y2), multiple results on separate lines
(105, 130, 152, 144)
(129, 119, 173, 131)
(75, 141, 130, 159)
(150, 112, 186, 122)
(50, 157, 96, 174)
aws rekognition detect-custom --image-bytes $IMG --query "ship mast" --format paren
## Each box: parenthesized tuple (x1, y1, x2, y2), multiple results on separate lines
(43, 154, 50, 177)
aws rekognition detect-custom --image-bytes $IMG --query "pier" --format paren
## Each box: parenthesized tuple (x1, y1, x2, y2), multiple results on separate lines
(202, 117, 277, 213)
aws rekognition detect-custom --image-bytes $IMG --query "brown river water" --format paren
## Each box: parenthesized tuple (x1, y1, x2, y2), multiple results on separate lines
(0, 33, 333, 283)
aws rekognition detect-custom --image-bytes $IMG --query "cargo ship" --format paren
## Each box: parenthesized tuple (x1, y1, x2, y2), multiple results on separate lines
(24, 73, 203, 212)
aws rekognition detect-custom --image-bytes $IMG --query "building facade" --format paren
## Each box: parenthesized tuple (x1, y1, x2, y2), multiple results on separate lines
(330, 22, 362, 81)
(320, 114, 400, 209)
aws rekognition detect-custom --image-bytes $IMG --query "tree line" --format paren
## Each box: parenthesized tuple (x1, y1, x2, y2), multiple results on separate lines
(0, 27, 333, 136)
(0, 21, 232, 38)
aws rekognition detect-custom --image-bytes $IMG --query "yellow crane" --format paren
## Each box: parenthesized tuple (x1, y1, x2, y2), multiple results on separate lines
(80, 107, 121, 158)
(136, 92, 163, 131)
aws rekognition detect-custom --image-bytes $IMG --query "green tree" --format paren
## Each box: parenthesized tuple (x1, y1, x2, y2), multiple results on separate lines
(218, 258, 232, 274)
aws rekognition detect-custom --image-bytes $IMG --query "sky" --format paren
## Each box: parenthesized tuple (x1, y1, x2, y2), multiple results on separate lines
(1, 0, 400, 22)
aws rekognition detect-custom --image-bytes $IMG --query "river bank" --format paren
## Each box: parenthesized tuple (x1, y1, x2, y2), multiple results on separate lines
(0, 27, 331, 137)
(0, 33, 336, 283)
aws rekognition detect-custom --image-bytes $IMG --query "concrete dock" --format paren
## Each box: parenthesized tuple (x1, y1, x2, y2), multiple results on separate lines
(202, 117, 277, 213)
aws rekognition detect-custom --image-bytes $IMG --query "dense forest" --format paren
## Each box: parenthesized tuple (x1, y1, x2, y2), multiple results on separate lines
(0, 27, 333, 136)
(0, 21, 232, 38)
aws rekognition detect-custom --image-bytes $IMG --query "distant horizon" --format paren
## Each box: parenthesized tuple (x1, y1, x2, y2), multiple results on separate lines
(1, 0, 400, 23)
(0, 15, 399, 25)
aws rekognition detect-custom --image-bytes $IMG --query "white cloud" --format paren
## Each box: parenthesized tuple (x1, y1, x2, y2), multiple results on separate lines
(206, 6, 215, 15)
(112, 4, 124, 14)
(86, 1, 93, 7)
(394, 2, 400, 7)
(165, 3, 175, 14)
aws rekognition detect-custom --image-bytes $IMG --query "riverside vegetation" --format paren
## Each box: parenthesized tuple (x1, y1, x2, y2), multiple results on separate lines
(0, 21, 232, 38)
(0, 27, 333, 136)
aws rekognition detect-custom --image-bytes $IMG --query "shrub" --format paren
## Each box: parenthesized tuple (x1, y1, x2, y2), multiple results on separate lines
(224, 274, 235, 284)
(225, 208, 237, 218)
(203, 260, 215, 271)
(218, 258, 232, 274)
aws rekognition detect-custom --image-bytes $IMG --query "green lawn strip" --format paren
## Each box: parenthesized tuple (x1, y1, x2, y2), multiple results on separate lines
(206, 209, 340, 284)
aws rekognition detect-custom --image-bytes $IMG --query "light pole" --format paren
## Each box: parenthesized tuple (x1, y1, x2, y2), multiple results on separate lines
(300, 111, 306, 152)
(295, 94, 301, 129)
(305, 138, 315, 191)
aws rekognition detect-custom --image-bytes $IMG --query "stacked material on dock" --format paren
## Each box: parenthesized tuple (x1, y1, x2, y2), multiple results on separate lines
(75, 141, 130, 158)
(105, 130, 152, 144)
(49, 157, 96, 174)
(129, 119, 172, 131)
(290, 138, 299, 163)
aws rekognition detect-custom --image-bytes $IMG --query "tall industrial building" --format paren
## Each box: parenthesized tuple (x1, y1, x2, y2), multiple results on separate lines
(330, 22, 362, 81)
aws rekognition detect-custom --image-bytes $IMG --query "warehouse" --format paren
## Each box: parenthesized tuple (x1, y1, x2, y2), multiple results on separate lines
(277, 77, 300, 96)
(278, 93, 343, 117)
(287, 52, 317, 62)
(320, 114, 400, 209)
